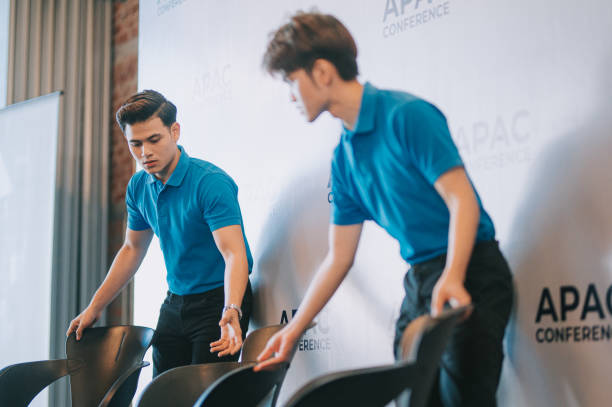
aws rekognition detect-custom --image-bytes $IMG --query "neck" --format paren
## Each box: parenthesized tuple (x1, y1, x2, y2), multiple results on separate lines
(327, 80, 364, 131)
(156, 148, 181, 184)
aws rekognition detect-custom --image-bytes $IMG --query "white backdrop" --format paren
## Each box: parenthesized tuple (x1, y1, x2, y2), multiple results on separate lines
(134, 1, 612, 405)
(0, 92, 61, 407)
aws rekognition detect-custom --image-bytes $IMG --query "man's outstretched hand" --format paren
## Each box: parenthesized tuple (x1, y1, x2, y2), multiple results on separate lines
(253, 326, 299, 371)
(210, 309, 242, 357)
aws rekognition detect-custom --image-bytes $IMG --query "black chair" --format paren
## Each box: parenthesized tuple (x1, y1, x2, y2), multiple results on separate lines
(0, 325, 154, 407)
(0, 359, 83, 407)
(395, 307, 472, 407)
(282, 306, 471, 407)
(192, 363, 289, 407)
(137, 324, 290, 407)
(66, 325, 154, 406)
(136, 361, 246, 407)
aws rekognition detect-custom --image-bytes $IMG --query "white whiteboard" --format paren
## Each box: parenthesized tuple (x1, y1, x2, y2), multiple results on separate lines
(0, 92, 60, 407)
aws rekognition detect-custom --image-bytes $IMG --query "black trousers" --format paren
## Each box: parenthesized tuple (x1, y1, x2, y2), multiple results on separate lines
(152, 281, 253, 377)
(394, 240, 513, 407)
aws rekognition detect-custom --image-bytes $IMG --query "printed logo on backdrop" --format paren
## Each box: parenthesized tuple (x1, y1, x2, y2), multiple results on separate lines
(534, 283, 612, 343)
(452, 110, 534, 171)
(193, 64, 232, 105)
(280, 309, 332, 352)
(382, 0, 451, 38)
(156, 0, 188, 16)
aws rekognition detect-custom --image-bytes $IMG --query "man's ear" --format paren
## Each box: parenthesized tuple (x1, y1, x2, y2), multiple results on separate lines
(171, 122, 180, 142)
(312, 58, 335, 87)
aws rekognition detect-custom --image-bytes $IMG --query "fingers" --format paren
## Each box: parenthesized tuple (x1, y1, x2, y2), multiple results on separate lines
(256, 338, 277, 364)
(74, 314, 93, 341)
(253, 329, 299, 371)
(254, 355, 285, 371)
(459, 290, 472, 306)
(211, 318, 243, 357)
(431, 285, 473, 317)
(231, 336, 243, 354)
(217, 336, 242, 357)
(66, 318, 79, 337)
(431, 290, 444, 317)
(75, 322, 85, 341)
(210, 337, 225, 347)
(210, 339, 227, 350)
(453, 290, 473, 319)
(211, 336, 242, 357)
(254, 345, 288, 371)
(210, 327, 230, 354)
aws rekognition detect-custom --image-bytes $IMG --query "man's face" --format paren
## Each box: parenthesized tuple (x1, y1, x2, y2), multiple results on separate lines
(286, 69, 329, 122)
(125, 116, 180, 181)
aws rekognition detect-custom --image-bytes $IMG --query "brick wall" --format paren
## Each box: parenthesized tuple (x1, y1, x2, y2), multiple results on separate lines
(107, 0, 139, 324)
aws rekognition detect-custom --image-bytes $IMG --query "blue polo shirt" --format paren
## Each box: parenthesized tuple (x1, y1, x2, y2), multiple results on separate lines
(330, 82, 495, 264)
(125, 146, 253, 295)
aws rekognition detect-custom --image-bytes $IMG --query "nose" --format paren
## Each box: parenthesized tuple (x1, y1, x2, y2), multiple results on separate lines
(140, 144, 151, 158)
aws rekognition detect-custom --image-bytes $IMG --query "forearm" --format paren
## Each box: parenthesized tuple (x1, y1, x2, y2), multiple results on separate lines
(88, 244, 144, 312)
(287, 254, 352, 336)
(443, 190, 480, 281)
(223, 253, 249, 308)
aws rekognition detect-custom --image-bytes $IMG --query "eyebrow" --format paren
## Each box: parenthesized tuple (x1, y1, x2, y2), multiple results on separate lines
(129, 133, 162, 143)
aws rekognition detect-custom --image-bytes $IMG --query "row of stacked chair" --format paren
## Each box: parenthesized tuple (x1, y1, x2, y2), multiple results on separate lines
(0, 306, 470, 407)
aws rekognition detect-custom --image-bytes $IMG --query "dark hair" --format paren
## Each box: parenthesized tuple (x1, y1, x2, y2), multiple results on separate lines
(115, 89, 177, 132)
(263, 11, 358, 80)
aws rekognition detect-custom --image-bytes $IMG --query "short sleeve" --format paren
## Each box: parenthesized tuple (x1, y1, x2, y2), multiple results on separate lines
(200, 174, 243, 232)
(125, 178, 151, 231)
(398, 100, 463, 184)
(329, 159, 369, 225)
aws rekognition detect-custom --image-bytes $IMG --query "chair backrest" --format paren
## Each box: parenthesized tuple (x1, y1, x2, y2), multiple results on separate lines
(66, 325, 154, 407)
(284, 306, 471, 407)
(240, 324, 285, 363)
(398, 315, 431, 363)
(136, 362, 244, 407)
(0, 359, 83, 407)
(241, 323, 307, 406)
(193, 364, 288, 407)
(397, 305, 472, 407)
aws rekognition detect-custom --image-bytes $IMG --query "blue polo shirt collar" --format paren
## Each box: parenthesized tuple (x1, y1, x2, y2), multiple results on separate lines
(146, 145, 189, 186)
(343, 82, 376, 138)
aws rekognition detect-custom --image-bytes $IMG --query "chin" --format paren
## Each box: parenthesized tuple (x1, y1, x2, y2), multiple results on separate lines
(307, 111, 323, 122)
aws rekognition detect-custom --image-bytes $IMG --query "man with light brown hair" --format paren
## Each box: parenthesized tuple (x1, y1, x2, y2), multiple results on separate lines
(255, 11, 513, 407)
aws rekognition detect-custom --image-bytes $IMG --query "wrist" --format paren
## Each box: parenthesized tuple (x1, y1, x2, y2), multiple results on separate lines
(441, 266, 466, 281)
(286, 318, 310, 340)
(88, 298, 105, 315)
(223, 304, 242, 320)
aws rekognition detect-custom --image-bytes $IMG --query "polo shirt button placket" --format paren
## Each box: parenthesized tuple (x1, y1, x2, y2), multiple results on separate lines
(156, 187, 168, 240)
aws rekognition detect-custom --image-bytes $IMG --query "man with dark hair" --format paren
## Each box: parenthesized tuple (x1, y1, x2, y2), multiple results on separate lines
(255, 11, 513, 407)
(67, 90, 253, 376)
